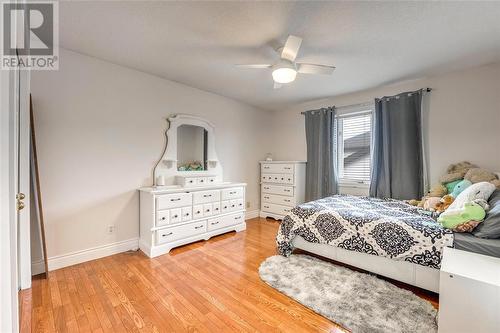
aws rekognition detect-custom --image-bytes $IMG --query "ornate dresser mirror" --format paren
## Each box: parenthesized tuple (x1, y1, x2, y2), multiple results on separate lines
(153, 114, 223, 187)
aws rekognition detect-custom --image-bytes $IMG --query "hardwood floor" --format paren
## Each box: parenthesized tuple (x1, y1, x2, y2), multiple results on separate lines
(20, 218, 438, 333)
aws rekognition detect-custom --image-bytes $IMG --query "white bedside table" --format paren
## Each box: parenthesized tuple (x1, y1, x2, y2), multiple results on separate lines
(438, 247, 500, 333)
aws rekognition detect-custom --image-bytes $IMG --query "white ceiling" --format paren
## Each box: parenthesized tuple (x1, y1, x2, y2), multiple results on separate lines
(59, 1, 500, 111)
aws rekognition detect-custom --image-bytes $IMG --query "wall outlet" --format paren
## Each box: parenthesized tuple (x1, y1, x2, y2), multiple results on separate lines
(246, 201, 250, 208)
(107, 225, 115, 234)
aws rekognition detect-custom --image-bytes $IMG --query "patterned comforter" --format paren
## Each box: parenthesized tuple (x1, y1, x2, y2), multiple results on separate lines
(277, 195, 454, 269)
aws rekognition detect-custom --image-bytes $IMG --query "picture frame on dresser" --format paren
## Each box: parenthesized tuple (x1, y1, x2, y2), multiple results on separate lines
(139, 114, 247, 258)
(260, 161, 306, 220)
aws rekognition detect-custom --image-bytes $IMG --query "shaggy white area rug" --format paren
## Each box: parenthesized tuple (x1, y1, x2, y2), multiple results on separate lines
(259, 254, 438, 333)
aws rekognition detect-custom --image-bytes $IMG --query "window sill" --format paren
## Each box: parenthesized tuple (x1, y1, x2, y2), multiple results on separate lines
(339, 181, 370, 189)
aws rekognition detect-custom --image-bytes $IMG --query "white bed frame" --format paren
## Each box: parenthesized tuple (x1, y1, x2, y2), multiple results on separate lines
(292, 236, 440, 293)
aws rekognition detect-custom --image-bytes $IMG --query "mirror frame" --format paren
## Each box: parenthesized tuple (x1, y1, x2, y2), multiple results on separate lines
(153, 114, 222, 186)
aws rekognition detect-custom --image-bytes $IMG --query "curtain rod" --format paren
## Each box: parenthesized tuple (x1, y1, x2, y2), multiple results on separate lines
(300, 88, 432, 115)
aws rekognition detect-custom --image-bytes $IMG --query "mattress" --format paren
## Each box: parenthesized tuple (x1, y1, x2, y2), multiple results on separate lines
(453, 233, 500, 258)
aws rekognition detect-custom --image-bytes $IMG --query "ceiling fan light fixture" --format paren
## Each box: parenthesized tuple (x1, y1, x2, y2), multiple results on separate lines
(272, 67, 297, 83)
(272, 60, 297, 83)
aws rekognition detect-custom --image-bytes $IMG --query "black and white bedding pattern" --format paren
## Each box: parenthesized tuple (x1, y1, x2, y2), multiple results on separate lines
(277, 195, 454, 269)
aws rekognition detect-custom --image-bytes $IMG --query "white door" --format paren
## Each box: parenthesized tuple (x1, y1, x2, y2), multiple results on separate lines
(0, 58, 20, 333)
(0, 55, 30, 333)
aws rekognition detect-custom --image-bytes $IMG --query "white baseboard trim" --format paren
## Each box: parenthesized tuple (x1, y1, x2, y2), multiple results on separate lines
(31, 237, 139, 275)
(245, 209, 259, 220)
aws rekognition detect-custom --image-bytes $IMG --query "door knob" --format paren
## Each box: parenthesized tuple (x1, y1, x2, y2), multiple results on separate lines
(16, 193, 25, 200)
(17, 201, 25, 211)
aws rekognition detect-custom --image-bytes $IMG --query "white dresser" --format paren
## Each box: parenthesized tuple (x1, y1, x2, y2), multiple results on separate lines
(139, 182, 246, 257)
(260, 161, 306, 220)
(140, 114, 247, 257)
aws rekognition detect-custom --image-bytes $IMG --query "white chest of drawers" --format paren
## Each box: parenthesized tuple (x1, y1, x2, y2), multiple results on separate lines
(259, 161, 306, 220)
(139, 183, 246, 257)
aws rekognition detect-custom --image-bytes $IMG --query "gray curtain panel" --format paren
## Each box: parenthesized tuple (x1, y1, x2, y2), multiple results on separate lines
(304, 107, 338, 201)
(369, 89, 425, 200)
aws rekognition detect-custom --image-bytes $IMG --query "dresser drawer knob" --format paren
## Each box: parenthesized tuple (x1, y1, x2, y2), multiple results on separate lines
(264, 166, 269, 169)
(196, 210, 201, 214)
(284, 189, 291, 192)
(234, 216, 241, 220)
(284, 167, 291, 170)
(195, 225, 204, 229)
(206, 209, 210, 212)
(162, 232, 173, 237)
(173, 214, 178, 218)
(203, 194, 212, 197)
(229, 191, 236, 194)
(184, 213, 190, 216)
(284, 199, 290, 202)
(161, 217, 166, 220)
(170, 198, 181, 202)
(211, 221, 219, 225)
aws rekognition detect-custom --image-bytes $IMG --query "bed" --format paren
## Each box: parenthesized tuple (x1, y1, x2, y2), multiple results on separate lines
(277, 194, 500, 293)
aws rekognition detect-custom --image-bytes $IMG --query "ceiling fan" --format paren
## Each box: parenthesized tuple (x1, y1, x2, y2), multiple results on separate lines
(236, 35, 336, 89)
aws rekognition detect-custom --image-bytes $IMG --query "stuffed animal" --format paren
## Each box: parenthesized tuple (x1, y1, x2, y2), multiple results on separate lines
(439, 161, 477, 184)
(445, 179, 462, 194)
(452, 220, 482, 233)
(445, 181, 496, 212)
(438, 202, 486, 229)
(464, 168, 499, 184)
(491, 179, 500, 189)
(422, 197, 442, 211)
(450, 179, 472, 198)
(435, 195, 454, 213)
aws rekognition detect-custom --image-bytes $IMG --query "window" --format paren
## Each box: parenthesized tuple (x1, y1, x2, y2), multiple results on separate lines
(336, 108, 373, 186)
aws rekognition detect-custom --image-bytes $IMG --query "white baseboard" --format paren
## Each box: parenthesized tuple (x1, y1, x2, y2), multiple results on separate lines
(245, 209, 259, 220)
(31, 238, 139, 275)
(31, 210, 259, 275)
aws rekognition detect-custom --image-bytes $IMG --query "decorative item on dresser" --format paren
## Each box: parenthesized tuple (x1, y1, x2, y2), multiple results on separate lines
(139, 114, 246, 258)
(260, 161, 306, 220)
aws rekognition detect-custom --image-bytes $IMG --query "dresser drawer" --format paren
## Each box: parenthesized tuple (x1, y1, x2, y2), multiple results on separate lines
(262, 184, 294, 197)
(156, 210, 170, 227)
(221, 187, 244, 200)
(262, 193, 296, 207)
(156, 193, 192, 210)
(156, 221, 207, 244)
(261, 173, 294, 185)
(261, 203, 293, 216)
(261, 163, 294, 174)
(193, 190, 220, 204)
(207, 212, 244, 231)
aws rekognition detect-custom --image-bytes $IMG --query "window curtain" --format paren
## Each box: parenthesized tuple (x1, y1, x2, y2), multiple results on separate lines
(304, 107, 338, 201)
(369, 89, 428, 200)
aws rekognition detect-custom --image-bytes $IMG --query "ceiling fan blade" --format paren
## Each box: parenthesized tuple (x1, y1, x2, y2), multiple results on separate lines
(297, 63, 336, 75)
(235, 64, 272, 69)
(281, 35, 302, 62)
(273, 82, 282, 89)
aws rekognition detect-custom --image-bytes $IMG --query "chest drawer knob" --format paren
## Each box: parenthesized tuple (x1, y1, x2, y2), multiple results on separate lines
(194, 225, 204, 230)
(203, 194, 212, 198)
(211, 221, 219, 225)
(173, 214, 178, 218)
(161, 217, 166, 220)
(162, 232, 173, 237)
(170, 198, 181, 202)
(234, 216, 241, 220)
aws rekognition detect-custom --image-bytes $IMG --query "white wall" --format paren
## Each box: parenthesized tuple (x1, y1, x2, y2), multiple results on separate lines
(270, 62, 500, 186)
(30, 49, 271, 261)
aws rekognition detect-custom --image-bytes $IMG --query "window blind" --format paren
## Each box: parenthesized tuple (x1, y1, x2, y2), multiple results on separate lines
(338, 112, 372, 183)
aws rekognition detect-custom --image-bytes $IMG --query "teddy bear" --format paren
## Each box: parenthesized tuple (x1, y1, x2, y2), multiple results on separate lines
(464, 168, 499, 184)
(415, 183, 448, 208)
(439, 161, 477, 184)
(422, 197, 442, 211)
(434, 195, 454, 213)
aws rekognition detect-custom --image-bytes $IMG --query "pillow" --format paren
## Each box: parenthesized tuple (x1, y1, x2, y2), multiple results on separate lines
(472, 190, 500, 238)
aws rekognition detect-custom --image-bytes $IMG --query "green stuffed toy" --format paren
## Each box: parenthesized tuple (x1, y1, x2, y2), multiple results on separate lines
(445, 179, 462, 194)
(437, 202, 486, 229)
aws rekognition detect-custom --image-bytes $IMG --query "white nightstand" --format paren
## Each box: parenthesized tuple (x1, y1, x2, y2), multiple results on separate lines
(438, 247, 500, 333)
